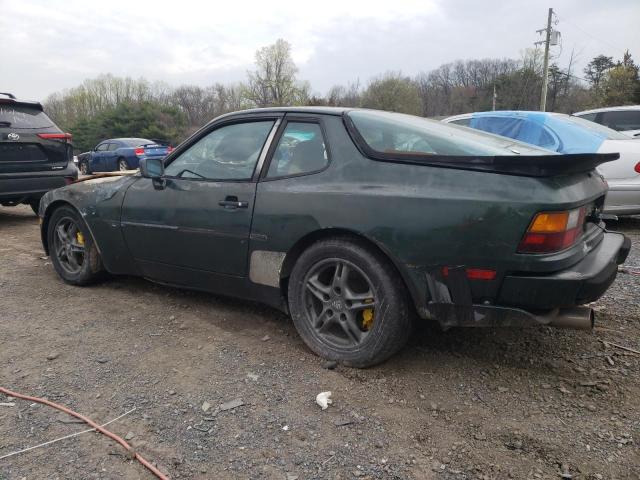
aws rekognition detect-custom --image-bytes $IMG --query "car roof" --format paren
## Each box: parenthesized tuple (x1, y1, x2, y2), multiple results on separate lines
(223, 106, 349, 117)
(211, 106, 352, 124)
(106, 138, 153, 143)
(574, 105, 640, 115)
(0, 93, 44, 111)
(443, 111, 567, 122)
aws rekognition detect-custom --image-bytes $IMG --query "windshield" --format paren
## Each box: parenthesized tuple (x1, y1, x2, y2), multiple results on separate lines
(347, 110, 554, 157)
(0, 105, 55, 129)
(564, 115, 630, 140)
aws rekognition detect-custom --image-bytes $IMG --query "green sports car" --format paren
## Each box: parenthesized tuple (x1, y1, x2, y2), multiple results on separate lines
(39, 107, 631, 367)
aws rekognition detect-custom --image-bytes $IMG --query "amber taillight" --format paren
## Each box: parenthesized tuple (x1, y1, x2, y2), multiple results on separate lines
(518, 207, 587, 253)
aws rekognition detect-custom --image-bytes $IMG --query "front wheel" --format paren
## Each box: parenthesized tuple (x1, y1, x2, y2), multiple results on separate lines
(47, 206, 104, 285)
(288, 237, 412, 368)
(79, 160, 90, 175)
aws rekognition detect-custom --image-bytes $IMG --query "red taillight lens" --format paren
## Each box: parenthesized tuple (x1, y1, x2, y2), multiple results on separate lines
(37, 133, 72, 141)
(442, 266, 497, 281)
(518, 207, 586, 253)
(634, 162, 640, 174)
(134, 147, 145, 156)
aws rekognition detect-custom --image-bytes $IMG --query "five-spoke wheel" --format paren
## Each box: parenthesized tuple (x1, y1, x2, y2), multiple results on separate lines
(304, 259, 376, 348)
(47, 205, 104, 285)
(52, 217, 86, 275)
(288, 237, 411, 367)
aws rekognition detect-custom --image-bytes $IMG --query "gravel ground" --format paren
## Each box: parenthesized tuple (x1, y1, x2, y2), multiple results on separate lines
(0, 205, 639, 480)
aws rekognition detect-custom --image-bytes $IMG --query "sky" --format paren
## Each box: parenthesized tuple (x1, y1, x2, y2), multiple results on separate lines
(1, 0, 638, 101)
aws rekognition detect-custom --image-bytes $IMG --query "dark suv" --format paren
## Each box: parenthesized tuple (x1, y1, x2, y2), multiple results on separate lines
(0, 93, 77, 213)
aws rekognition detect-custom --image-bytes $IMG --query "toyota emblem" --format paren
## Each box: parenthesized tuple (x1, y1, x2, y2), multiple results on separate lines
(7, 132, 19, 140)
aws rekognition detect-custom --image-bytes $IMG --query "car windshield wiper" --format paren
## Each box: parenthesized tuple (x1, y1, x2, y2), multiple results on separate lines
(0, 121, 11, 127)
(176, 169, 205, 179)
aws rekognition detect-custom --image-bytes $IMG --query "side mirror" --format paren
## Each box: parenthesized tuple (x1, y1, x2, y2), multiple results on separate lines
(139, 157, 164, 178)
(139, 158, 166, 190)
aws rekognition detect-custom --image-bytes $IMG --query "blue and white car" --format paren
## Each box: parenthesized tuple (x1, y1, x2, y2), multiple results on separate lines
(442, 111, 640, 215)
(77, 138, 172, 175)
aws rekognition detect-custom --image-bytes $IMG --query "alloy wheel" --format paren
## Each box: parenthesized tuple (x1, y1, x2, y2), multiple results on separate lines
(52, 217, 86, 275)
(303, 258, 376, 348)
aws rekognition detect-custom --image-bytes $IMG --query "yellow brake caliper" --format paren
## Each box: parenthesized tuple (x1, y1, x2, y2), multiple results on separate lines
(76, 231, 85, 246)
(362, 298, 375, 331)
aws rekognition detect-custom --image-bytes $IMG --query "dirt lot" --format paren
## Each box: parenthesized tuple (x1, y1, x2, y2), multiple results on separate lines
(1, 205, 639, 480)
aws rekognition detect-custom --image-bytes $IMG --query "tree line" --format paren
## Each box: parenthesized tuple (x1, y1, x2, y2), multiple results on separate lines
(44, 39, 640, 152)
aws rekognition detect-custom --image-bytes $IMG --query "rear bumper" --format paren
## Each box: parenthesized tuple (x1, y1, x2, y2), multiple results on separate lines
(498, 232, 630, 309)
(426, 232, 630, 328)
(0, 164, 78, 201)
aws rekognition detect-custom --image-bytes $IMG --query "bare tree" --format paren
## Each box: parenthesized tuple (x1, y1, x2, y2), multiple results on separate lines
(246, 39, 303, 107)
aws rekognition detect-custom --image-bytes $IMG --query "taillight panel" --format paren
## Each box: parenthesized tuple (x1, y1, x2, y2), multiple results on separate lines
(37, 133, 72, 141)
(518, 206, 587, 254)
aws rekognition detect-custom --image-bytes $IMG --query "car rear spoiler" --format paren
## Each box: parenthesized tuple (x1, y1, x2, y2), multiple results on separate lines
(370, 152, 620, 177)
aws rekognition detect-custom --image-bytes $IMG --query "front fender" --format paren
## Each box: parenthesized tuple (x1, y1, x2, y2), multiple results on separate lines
(40, 174, 140, 275)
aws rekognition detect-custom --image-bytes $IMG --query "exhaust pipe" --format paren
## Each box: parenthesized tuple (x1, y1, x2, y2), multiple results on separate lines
(548, 306, 594, 330)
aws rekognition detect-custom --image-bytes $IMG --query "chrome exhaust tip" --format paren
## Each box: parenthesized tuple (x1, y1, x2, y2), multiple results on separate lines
(548, 307, 594, 330)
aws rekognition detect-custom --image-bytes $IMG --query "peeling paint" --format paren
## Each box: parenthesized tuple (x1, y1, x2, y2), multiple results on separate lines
(249, 250, 286, 287)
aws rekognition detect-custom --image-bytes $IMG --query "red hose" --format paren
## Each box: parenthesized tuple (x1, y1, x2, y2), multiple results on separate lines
(0, 386, 168, 480)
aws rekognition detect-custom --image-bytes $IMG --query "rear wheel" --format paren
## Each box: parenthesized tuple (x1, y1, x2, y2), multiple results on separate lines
(288, 237, 411, 368)
(47, 205, 103, 285)
(118, 158, 129, 171)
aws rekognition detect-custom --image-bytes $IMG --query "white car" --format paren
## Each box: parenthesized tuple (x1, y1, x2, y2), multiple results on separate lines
(442, 111, 640, 215)
(573, 106, 640, 139)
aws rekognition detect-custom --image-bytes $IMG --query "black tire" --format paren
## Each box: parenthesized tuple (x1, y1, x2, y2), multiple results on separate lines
(47, 205, 104, 285)
(29, 198, 41, 215)
(118, 158, 129, 171)
(288, 237, 411, 368)
(79, 160, 91, 175)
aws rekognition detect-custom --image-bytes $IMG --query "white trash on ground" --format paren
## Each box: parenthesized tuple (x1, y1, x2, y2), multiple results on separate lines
(316, 391, 333, 410)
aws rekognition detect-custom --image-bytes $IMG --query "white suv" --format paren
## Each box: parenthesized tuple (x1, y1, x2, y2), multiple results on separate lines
(573, 106, 640, 139)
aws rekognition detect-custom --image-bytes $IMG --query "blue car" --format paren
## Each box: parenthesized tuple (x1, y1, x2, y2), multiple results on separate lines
(443, 111, 640, 215)
(77, 138, 172, 175)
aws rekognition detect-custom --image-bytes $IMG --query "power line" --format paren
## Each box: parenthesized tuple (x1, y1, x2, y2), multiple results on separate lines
(555, 14, 627, 56)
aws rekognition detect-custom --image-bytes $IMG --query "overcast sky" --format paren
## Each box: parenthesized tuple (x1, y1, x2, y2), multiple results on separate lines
(2, 0, 638, 101)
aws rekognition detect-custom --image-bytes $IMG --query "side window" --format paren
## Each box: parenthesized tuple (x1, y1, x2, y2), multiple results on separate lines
(267, 122, 328, 178)
(538, 127, 559, 151)
(600, 111, 640, 131)
(107, 143, 119, 151)
(164, 121, 274, 180)
(577, 113, 597, 122)
(96, 143, 109, 151)
(450, 118, 471, 127)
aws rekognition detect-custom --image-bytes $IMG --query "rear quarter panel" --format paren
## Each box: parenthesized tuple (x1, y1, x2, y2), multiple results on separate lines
(252, 114, 609, 308)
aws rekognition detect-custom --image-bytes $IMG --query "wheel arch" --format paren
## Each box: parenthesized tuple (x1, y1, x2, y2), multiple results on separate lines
(41, 200, 102, 257)
(279, 227, 422, 313)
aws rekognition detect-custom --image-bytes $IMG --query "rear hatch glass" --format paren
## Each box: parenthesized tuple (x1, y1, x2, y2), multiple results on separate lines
(0, 105, 55, 129)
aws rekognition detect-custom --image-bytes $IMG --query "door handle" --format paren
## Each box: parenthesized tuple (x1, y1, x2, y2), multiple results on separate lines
(219, 196, 248, 209)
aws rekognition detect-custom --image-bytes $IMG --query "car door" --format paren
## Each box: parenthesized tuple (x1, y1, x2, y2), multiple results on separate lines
(105, 142, 120, 171)
(92, 142, 109, 171)
(120, 117, 281, 282)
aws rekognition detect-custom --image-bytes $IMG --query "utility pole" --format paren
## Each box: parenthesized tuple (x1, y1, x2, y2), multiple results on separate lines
(538, 7, 553, 111)
(492, 83, 497, 111)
